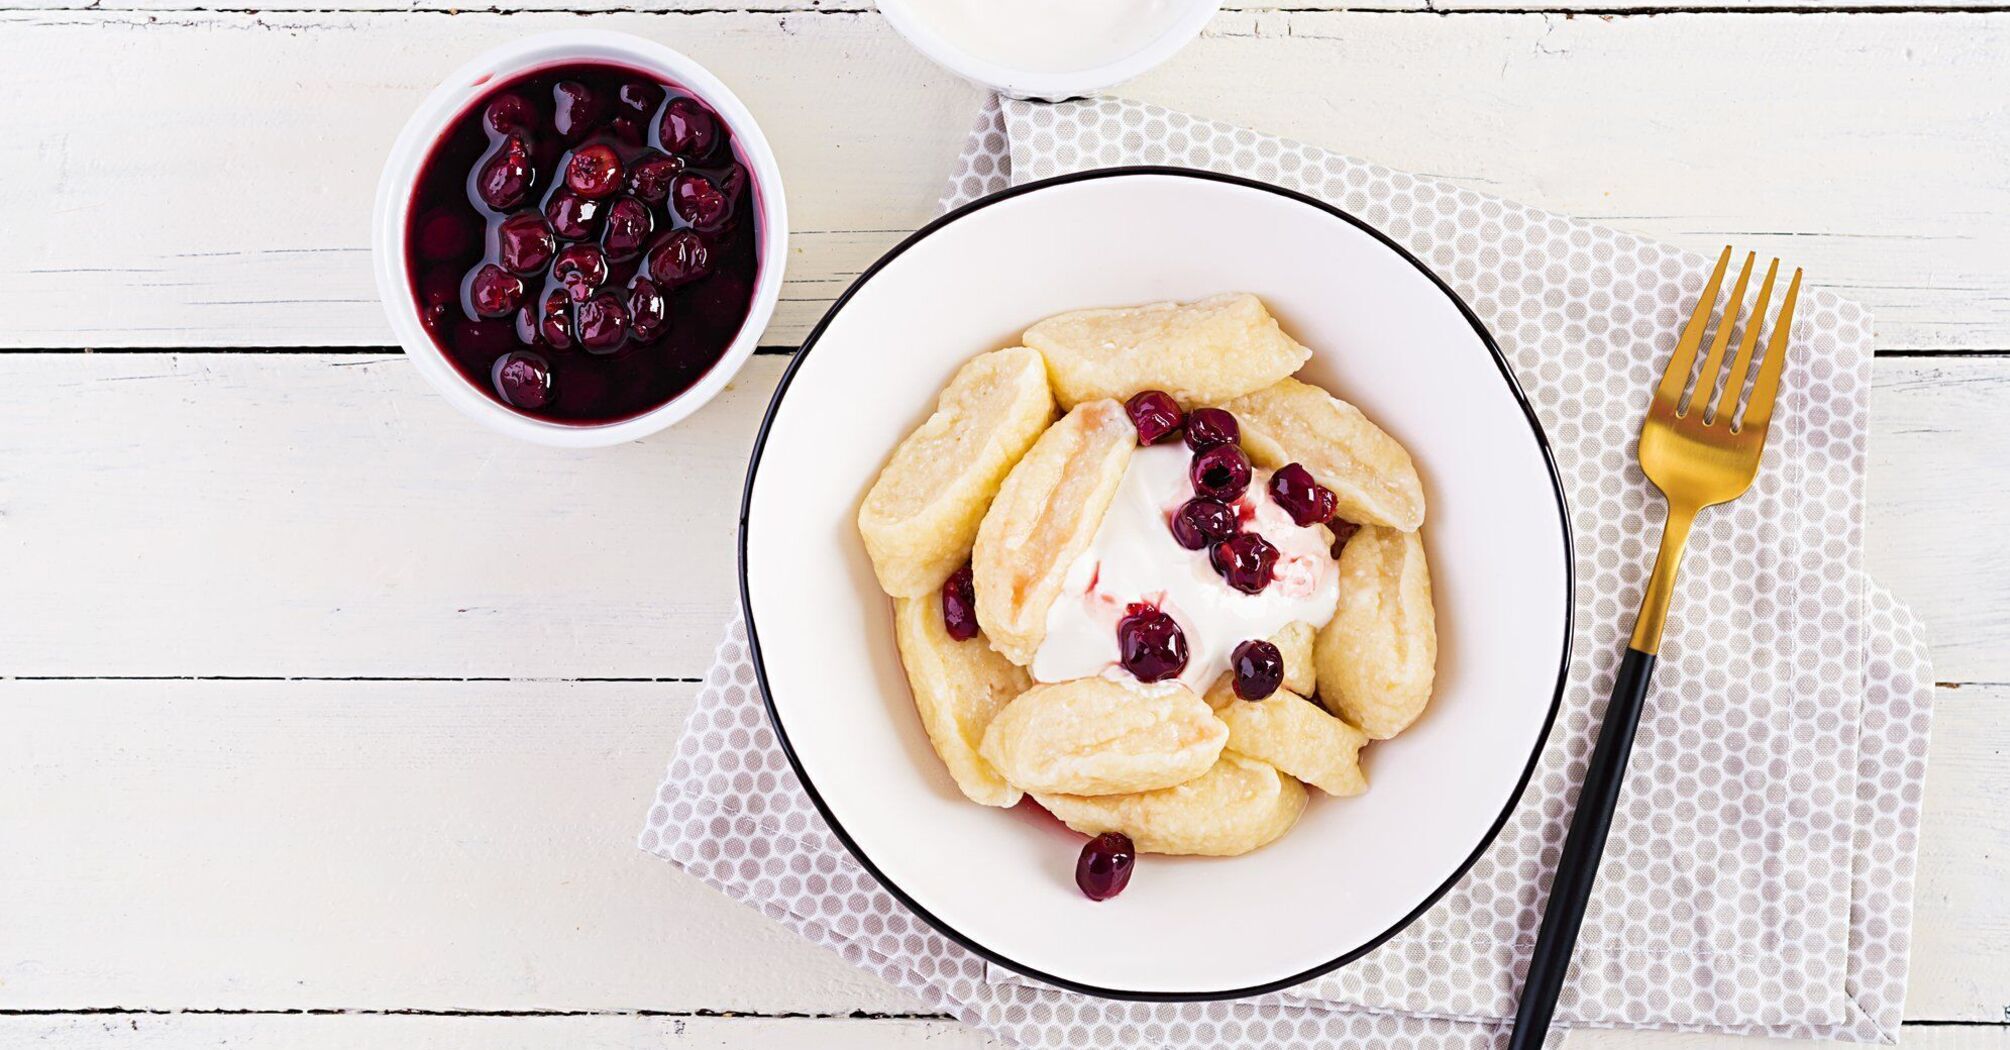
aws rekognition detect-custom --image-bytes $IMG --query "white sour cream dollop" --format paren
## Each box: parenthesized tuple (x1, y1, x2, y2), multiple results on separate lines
(1031, 444, 1341, 693)
(904, 0, 1181, 76)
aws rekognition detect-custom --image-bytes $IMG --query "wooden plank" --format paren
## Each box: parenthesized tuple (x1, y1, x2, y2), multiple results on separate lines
(1908, 682, 2010, 1022)
(0, 679, 932, 1014)
(4, 1014, 2002, 1050)
(1867, 357, 2010, 682)
(0, 352, 767, 680)
(3, 11, 2008, 351)
(0, 678, 2002, 1018)
(1, 352, 2002, 680)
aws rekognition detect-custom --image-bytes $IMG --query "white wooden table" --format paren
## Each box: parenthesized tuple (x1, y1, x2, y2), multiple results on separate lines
(3, 5, 2007, 1048)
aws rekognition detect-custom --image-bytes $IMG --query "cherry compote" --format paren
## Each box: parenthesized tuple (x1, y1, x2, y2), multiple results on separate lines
(406, 63, 761, 424)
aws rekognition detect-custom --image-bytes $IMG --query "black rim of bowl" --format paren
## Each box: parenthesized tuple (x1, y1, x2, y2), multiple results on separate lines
(736, 165, 1576, 1002)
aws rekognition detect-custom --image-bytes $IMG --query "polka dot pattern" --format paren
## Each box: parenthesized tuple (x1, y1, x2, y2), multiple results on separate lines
(639, 97, 1934, 1048)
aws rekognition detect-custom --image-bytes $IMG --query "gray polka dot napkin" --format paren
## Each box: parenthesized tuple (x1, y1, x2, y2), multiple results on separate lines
(639, 96, 1934, 1049)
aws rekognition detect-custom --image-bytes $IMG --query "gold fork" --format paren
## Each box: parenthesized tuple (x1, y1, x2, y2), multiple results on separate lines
(1507, 246, 1803, 1050)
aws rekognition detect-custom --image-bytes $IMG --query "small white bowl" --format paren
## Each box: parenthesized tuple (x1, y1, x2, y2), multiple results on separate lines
(372, 30, 789, 447)
(876, 0, 1221, 101)
(743, 169, 1573, 998)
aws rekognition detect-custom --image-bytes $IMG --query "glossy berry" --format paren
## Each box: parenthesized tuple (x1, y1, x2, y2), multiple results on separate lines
(659, 96, 720, 158)
(716, 163, 749, 206)
(1124, 389, 1184, 445)
(616, 79, 664, 118)
(941, 564, 979, 642)
(565, 144, 625, 199)
(495, 213, 556, 275)
(672, 173, 731, 231)
(466, 263, 524, 319)
(1075, 832, 1135, 901)
(512, 302, 543, 347)
(1190, 444, 1253, 501)
(551, 243, 609, 301)
(627, 278, 668, 344)
(1183, 407, 1239, 452)
(475, 135, 535, 210)
(1211, 533, 1279, 595)
(1230, 640, 1285, 701)
(483, 92, 537, 134)
(544, 191, 603, 240)
(1329, 519, 1361, 558)
(627, 151, 683, 204)
(602, 196, 654, 260)
(607, 115, 645, 145)
(575, 292, 630, 352)
(551, 80, 602, 141)
(1115, 604, 1188, 683)
(1169, 498, 1236, 551)
(647, 230, 713, 286)
(492, 350, 554, 409)
(537, 290, 574, 350)
(1268, 462, 1338, 527)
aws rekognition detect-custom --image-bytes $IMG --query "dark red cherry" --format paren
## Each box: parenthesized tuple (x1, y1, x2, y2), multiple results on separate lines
(1211, 533, 1278, 595)
(1329, 519, 1361, 558)
(716, 163, 749, 207)
(492, 350, 553, 409)
(545, 192, 603, 240)
(551, 80, 602, 141)
(941, 563, 979, 641)
(1184, 407, 1240, 452)
(495, 213, 556, 276)
(1116, 604, 1188, 683)
(566, 144, 625, 200)
(1169, 498, 1237, 551)
(512, 302, 543, 347)
(474, 135, 535, 210)
(575, 292, 630, 352)
(1268, 462, 1338, 527)
(538, 290, 574, 351)
(671, 173, 730, 231)
(646, 230, 713, 286)
(659, 96, 720, 158)
(551, 243, 609, 302)
(1075, 832, 1135, 901)
(627, 151, 683, 204)
(1230, 640, 1285, 701)
(1124, 389, 1184, 445)
(483, 92, 537, 134)
(466, 263, 524, 319)
(616, 79, 664, 118)
(1190, 444, 1253, 501)
(608, 116, 645, 145)
(414, 208, 478, 262)
(601, 196, 654, 261)
(627, 277, 668, 343)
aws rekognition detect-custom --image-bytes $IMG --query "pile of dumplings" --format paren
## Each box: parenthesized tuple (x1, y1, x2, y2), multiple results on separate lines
(857, 293, 1437, 859)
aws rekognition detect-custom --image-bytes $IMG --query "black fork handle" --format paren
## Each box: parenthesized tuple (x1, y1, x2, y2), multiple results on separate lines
(1505, 646, 1658, 1050)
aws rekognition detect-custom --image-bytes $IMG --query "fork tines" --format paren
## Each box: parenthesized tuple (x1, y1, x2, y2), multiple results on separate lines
(1654, 245, 1804, 434)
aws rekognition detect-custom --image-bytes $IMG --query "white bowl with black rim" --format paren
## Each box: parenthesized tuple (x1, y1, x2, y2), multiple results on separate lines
(741, 168, 1572, 1000)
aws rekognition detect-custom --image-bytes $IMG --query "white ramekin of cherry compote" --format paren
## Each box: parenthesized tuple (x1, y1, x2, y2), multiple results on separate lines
(373, 31, 788, 446)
